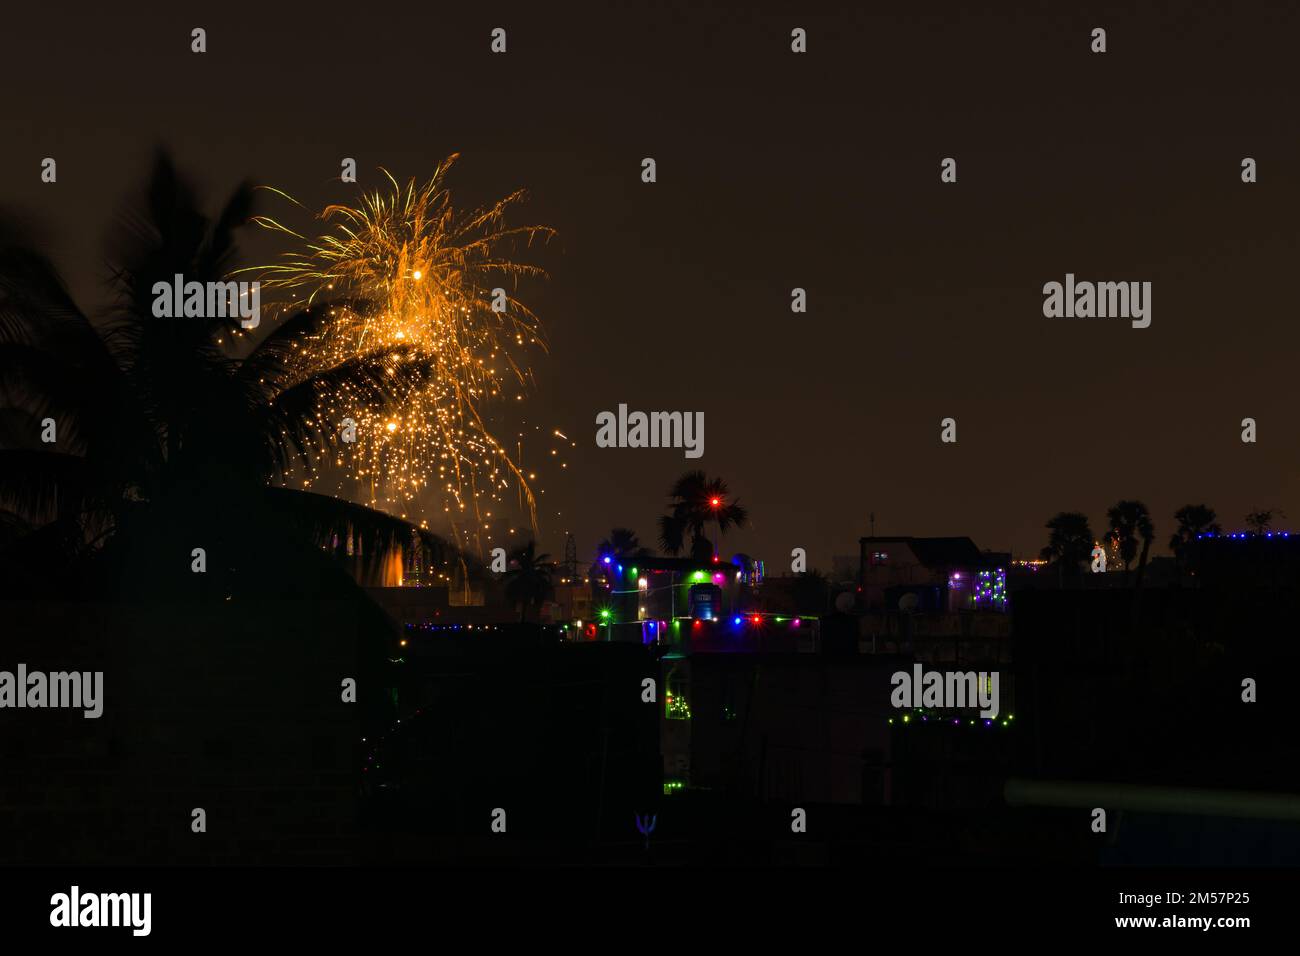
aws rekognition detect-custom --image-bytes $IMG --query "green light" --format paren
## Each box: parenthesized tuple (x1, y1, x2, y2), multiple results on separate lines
(691, 571, 705, 582)
(902, 714, 909, 723)
(630, 566, 637, 576)
(599, 608, 611, 620)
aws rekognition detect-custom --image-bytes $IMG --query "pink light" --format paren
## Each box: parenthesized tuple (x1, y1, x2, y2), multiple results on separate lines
(792, 617, 801, 628)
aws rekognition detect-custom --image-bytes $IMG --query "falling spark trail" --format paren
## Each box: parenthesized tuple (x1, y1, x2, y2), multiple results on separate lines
(242, 155, 559, 549)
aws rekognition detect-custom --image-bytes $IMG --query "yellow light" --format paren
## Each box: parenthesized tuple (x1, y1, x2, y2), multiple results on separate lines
(412, 270, 423, 280)
(386, 422, 398, 433)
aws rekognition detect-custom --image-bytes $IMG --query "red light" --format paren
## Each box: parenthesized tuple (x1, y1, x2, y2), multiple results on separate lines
(710, 497, 720, 507)
(751, 615, 762, 625)
(692, 620, 702, 629)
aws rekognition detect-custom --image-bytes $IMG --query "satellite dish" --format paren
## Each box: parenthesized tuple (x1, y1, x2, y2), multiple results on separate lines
(834, 592, 854, 613)
(898, 593, 919, 612)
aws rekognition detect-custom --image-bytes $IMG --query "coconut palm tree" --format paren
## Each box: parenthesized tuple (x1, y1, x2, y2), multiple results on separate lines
(1040, 512, 1094, 586)
(504, 541, 555, 622)
(596, 527, 653, 564)
(0, 149, 463, 599)
(1107, 500, 1154, 584)
(657, 471, 748, 560)
(588, 526, 654, 591)
(1169, 504, 1220, 572)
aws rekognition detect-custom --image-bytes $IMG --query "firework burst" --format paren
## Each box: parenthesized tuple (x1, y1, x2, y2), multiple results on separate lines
(243, 154, 559, 548)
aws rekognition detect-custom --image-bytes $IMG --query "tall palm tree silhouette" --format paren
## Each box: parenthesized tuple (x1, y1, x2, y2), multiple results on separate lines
(656, 471, 748, 561)
(1040, 512, 1094, 587)
(504, 541, 555, 622)
(1169, 504, 1220, 572)
(1106, 500, 1155, 585)
(0, 150, 463, 598)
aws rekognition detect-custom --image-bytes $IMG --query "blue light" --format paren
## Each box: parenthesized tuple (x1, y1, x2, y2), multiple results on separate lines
(602, 556, 611, 564)
(733, 616, 741, 626)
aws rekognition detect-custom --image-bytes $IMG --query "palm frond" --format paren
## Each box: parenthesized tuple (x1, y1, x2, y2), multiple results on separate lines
(0, 448, 93, 522)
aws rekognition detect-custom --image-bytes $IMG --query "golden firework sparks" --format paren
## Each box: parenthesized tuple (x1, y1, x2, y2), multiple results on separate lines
(242, 155, 558, 547)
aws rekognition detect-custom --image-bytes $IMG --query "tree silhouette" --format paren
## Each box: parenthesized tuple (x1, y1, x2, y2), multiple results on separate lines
(657, 471, 748, 560)
(1040, 512, 1094, 586)
(596, 527, 652, 563)
(1106, 500, 1154, 585)
(0, 149, 462, 598)
(1169, 504, 1221, 572)
(504, 541, 555, 622)
(589, 527, 653, 583)
(1245, 508, 1286, 535)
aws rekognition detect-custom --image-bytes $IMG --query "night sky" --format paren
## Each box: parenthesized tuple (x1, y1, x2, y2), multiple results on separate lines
(4, 0, 1297, 570)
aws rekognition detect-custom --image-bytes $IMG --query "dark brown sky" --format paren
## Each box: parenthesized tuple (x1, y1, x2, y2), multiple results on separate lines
(4, 0, 1298, 570)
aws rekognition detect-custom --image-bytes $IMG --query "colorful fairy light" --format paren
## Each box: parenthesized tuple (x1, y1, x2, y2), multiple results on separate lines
(890, 708, 1015, 728)
(974, 568, 1008, 610)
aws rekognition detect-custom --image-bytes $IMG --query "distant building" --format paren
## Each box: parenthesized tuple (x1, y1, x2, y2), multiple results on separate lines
(1188, 531, 1300, 588)
(858, 536, 1009, 612)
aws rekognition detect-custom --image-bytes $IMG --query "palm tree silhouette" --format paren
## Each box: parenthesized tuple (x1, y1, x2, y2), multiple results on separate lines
(597, 528, 653, 564)
(1040, 512, 1094, 586)
(504, 541, 555, 622)
(1169, 504, 1221, 572)
(656, 471, 748, 561)
(1106, 500, 1155, 585)
(589, 526, 653, 582)
(0, 149, 462, 598)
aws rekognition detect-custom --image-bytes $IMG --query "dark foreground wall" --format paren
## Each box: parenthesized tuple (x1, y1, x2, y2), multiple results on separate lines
(1, 601, 363, 864)
(2, 604, 663, 864)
